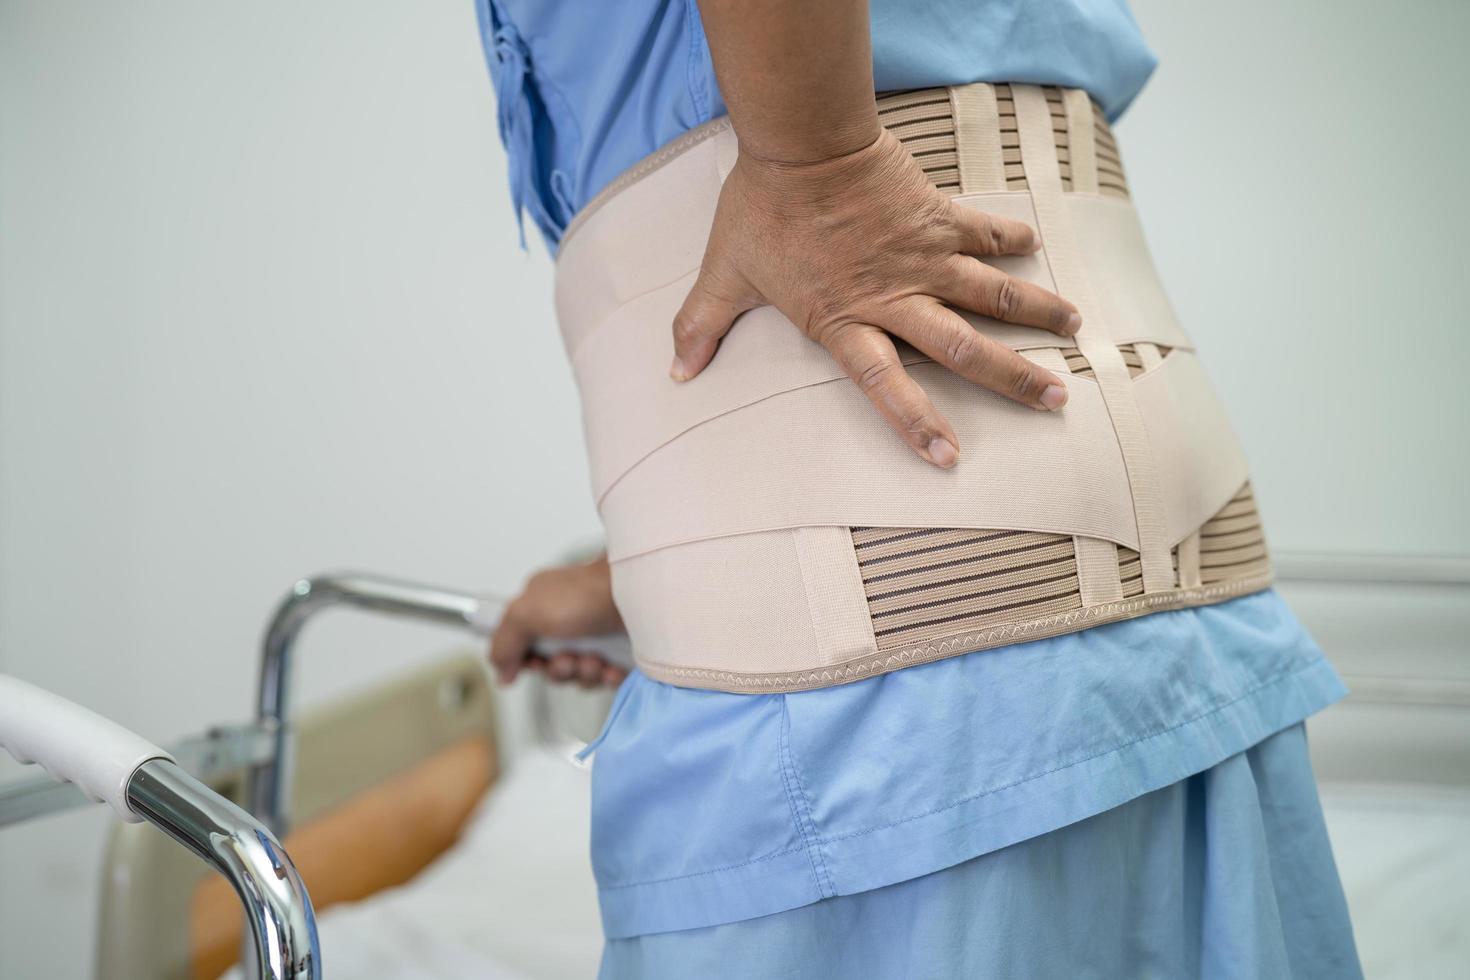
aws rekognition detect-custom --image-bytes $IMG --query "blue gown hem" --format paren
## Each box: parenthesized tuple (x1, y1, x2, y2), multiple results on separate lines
(596, 654, 1345, 938)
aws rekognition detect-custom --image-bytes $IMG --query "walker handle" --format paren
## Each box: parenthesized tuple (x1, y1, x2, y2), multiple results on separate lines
(0, 675, 173, 822)
(465, 598, 635, 670)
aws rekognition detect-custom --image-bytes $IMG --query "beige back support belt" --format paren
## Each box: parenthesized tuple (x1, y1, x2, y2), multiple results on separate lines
(554, 84, 1272, 693)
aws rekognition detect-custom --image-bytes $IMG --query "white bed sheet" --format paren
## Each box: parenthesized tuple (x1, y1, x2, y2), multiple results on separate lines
(228, 759, 1469, 980)
(1319, 782, 1470, 980)
(226, 748, 603, 980)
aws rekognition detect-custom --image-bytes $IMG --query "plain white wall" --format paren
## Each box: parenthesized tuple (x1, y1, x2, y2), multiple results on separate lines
(1, 1, 1465, 977)
(0, 2, 589, 974)
(1126, 0, 1470, 556)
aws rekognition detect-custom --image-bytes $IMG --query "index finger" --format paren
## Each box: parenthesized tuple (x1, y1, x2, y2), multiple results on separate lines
(894, 301, 1069, 412)
(948, 204, 1043, 257)
(824, 324, 960, 468)
(488, 601, 536, 685)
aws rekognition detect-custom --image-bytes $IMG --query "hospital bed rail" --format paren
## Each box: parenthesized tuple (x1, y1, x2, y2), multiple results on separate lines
(0, 675, 320, 980)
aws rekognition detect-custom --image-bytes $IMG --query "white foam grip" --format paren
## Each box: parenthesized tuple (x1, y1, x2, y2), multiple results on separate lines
(0, 675, 173, 822)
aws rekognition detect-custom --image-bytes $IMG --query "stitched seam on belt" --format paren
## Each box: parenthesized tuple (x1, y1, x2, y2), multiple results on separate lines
(560, 117, 732, 249)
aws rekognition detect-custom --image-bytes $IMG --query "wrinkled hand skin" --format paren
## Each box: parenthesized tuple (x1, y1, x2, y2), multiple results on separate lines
(670, 129, 1082, 468)
(488, 555, 628, 689)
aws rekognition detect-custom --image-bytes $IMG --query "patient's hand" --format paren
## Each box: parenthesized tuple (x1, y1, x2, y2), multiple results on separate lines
(669, 129, 1080, 469)
(488, 555, 628, 688)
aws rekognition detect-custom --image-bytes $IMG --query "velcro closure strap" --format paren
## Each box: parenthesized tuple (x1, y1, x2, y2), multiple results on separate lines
(598, 361, 1136, 562)
(570, 188, 1192, 503)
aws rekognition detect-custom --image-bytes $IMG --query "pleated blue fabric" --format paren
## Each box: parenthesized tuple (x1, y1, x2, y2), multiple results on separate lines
(582, 591, 1349, 941)
(598, 723, 1362, 979)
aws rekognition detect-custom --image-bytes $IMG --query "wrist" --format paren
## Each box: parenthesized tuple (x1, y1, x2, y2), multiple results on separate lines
(734, 109, 883, 168)
(732, 127, 916, 207)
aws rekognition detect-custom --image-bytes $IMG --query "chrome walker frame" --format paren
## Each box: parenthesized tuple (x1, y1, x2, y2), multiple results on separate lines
(1, 570, 618, 979)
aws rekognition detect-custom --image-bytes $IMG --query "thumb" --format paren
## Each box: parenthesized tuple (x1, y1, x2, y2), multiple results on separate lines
(488, 598, 535, 685)
(670, 268, 756, 381)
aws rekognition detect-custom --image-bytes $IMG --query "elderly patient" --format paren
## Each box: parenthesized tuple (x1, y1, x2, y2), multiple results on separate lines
(482, 0, 1360, 977)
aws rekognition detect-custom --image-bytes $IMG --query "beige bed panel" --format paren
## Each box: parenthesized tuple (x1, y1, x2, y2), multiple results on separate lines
(93, 654, 498, 980)
(190, 736, 495, 980)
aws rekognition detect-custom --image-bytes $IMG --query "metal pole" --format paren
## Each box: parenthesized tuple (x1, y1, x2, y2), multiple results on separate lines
(245, 574, 484, 836)
(127, 758, 320, 980)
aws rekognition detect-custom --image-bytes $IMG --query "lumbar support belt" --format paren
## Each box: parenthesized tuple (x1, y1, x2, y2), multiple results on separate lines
(554, 84, 1272, 693)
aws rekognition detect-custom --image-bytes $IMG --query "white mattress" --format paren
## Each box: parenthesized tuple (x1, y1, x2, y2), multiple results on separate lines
(228, 755, 1469, 980)
(227, 749, 603, 980)
(1319, 782, 1470, 980)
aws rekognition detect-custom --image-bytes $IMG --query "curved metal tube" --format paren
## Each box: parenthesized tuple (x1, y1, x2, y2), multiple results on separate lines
(127, 758, 319, 980)
(246, 574, 486, 835)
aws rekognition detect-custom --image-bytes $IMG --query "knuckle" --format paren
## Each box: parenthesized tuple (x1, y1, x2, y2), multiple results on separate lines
(671, 311, 702, 347)
(1008, 367, 1040, 401)
(958, 214, 993, 254)
(808, 302, 858, 344)
(807, 314, 839, 346)
(987, 223, 1007, 253)
(992, 277, 1022, 321)
(896, 403, 931, 436)
(854, 356, 897, 394)
(919, 195, 954, 228)
(945, 331, 985, 373)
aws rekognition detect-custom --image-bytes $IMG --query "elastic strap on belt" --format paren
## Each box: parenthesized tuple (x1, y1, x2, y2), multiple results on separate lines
(1012, 85, 1175, 593)
(950, 84, 1007, 193)
(1061, 89, 1100, 194)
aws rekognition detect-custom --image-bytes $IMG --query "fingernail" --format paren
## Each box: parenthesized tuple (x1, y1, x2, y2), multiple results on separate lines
(1031, 235, 1044, 253)
(1040, 384, 1068, 411)
(927, 436, 958, 468)
(669, 356, 688, 382)
(1065, 313, 1082, 335)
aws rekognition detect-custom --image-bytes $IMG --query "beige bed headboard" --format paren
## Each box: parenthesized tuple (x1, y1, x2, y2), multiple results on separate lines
(94, 653, 499, 980)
